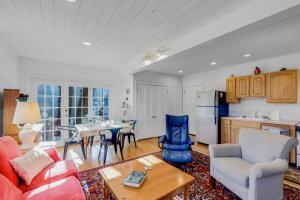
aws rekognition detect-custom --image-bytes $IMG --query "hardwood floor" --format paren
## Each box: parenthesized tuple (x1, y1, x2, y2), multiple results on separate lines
(56, 137, 209, 171)
(56, 137, 299, 189)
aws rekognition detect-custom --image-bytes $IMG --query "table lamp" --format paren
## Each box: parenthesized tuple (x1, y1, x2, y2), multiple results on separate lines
(13, 101, 42, 148)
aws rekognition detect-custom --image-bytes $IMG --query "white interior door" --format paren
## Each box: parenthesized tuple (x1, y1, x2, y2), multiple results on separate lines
(136, 84, 152, 139)
(152, 86, 168, 137)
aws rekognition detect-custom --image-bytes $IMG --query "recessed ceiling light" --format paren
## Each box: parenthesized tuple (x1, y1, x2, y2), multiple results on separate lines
(82, 41, 92, 46)
(210, 62, 217, 65)
(178, 70, 183, 73)
(66, 0, 76, 2)
(243, 53, 251, 57)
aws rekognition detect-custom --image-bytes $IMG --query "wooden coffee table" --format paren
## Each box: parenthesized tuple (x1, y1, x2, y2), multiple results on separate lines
(99, 155, 195, 200)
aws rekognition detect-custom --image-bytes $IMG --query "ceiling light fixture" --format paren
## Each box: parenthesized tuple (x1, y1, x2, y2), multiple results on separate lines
(82, 41, 92, 46)
(66, 0, 76, 2)
(243, 53, 251, 57)
(142, 47, 170, 64)
(178, 70, 183, 73)
(144, 60, 151, 65)
(210, 62, 217, 66)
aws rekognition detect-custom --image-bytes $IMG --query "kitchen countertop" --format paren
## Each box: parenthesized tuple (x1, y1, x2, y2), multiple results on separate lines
(222, 116, 299, 126)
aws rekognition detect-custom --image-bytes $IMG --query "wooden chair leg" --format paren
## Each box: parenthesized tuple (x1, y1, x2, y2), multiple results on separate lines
(103, 144, 108, 165)
(132, 134, 137, 148)
(80, 140, 86, 159)
(63, 142, 68, 160)
(119, 142, 124, 160)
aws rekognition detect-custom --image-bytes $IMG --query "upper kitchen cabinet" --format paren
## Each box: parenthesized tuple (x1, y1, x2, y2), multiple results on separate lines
(226, 77, 240, 103)
(250, 74, 266, 97)
(266, 70, 298, 103)
(236, 76, 250, 98)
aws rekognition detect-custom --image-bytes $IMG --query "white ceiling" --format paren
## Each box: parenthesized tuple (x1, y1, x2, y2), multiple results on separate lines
(0, 0, 299, 75)
(0, 0, 249, 69)
(146, 5, 300, 75)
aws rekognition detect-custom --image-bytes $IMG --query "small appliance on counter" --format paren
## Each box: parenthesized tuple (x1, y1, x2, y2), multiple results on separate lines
(195, 90, 229, 144)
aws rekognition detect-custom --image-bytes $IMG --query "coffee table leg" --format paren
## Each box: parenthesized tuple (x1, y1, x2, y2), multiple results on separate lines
(103, 183, 109, 200)
(184, 184, 191, 200)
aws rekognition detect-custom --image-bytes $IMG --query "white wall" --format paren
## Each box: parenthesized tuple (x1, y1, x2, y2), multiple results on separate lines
(0, 36, 19, 133)
(0, 37, 19, 90)
(183, 52, 300, 121)
(134, 71, 182, 87)
(18, 57, 124, 120)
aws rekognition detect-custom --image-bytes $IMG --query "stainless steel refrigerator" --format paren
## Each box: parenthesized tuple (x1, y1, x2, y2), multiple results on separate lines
(195, 90, 229, 144)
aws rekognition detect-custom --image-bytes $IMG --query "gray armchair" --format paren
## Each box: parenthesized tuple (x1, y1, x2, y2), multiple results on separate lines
(209, 128, 298, 200)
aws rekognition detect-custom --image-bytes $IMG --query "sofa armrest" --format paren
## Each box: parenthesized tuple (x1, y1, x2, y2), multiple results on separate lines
(250, 159, 288, 179)
(209, 144, 242, 158)
(43, 148, 62, 162)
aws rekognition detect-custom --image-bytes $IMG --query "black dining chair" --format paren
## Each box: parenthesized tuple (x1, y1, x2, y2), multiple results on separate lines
(57, 126, 86, 160)
(98, 127, 124, 165)
(120, 120, 137, 150)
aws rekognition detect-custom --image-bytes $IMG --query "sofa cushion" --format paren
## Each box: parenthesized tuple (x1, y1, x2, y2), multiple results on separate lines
(212, 157, 253, 187)
(0, 136, 22, 186)
(10, 149, 54, 185)
(21, 176, 86, 200)
(19, 159, 79, 192)
(0, 173, 22, 200)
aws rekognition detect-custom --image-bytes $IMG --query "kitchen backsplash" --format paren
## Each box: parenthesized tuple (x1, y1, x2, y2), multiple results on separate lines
(229, 98, 300, 121)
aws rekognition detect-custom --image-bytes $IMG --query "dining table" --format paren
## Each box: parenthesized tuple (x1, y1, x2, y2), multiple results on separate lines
(75, 121, 130, 159)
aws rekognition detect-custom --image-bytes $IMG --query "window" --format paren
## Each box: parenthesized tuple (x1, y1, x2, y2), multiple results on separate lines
(68, 86, 89, 126)
(92, 88, 109, 121)
(37, 84, 61, 141)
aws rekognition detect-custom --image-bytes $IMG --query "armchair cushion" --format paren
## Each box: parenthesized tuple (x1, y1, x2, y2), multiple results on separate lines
(44, 148, 62, 162)
(19, 159, 79, 192)
(209, 144, 242, 158)
(212, 157, 252, 187)
(21, 176, 85, 200)
(0, 136, 22, 186)
(163, 143, 190, 151)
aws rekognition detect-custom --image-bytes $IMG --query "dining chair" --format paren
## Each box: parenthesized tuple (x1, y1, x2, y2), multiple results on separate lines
(120, 120, 137, 150)
(98, 127, 124, 165)
(57, 126, 86, 160)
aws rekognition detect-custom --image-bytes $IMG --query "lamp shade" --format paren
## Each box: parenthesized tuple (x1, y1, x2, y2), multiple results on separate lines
(13, 101, 41, 124)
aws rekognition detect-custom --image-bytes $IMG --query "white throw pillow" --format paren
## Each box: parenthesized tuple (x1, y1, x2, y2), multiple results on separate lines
(10, 149, 54, 185)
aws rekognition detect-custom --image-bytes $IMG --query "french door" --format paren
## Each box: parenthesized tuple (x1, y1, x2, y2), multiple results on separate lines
(31, 79, 111, 144)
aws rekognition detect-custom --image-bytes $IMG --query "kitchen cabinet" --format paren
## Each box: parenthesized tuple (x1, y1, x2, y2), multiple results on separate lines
(266, 70, 297, 103)
(226, 77, 240, 103)
(221, 117, 297, 164)
(236, 76, 250, 98)
(221, 119, 231, 143)
(250, 74, 266, 97)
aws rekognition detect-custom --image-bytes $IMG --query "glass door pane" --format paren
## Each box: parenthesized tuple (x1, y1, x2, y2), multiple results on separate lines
(68, 86, 89, 126)
(92, 87, 110, 122)
(36, 84, 62, 141)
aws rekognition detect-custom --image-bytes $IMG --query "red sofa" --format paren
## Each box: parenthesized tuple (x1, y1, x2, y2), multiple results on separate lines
(0, 136, 86, 200)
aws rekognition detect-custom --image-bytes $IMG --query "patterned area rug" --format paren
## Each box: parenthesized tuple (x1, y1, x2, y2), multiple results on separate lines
(79, 151, 300, 200)
(285, 167, 300, 185)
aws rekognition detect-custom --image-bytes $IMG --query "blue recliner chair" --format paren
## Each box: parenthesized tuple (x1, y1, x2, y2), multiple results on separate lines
(158, 115, 194, 163)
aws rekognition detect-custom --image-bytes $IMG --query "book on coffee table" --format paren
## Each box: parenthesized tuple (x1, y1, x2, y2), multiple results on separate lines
(123, 171, 147, 188)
